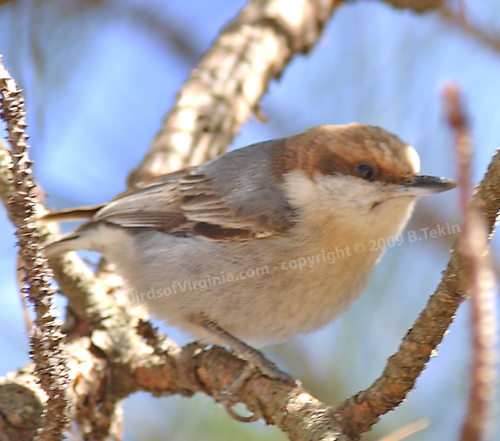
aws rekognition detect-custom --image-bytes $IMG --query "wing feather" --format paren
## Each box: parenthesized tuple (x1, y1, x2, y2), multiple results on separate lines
(91, 141, 297, 240)
(92, 169, 292, 240)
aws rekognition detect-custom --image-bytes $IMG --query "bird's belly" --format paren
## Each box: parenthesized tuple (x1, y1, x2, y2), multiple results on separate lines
(113, 231, 381, 346)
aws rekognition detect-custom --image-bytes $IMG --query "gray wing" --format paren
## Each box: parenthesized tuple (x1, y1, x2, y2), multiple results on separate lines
(94, 139, 297, 240)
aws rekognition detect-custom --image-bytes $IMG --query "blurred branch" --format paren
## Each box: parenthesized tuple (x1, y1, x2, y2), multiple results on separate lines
(0, 59, 70, 441)
(378, 0, 442, 13)
(335, 101, 500, 439)
(127, 0, 342, 186)
(377, 419, 428, 441)
(98, 1, 203, 62)
(440, 5, 500, 54)
(444, 84, 498, 441)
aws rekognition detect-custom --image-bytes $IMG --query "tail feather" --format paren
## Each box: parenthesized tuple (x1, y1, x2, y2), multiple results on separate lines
(41, 205, 104, 257)
(39, 205, 103, 224)
(43, 233, 84, 257)
(43, 221, 125, 258)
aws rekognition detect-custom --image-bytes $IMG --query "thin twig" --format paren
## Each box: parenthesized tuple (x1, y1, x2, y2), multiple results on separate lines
(0, 58, 70, 441)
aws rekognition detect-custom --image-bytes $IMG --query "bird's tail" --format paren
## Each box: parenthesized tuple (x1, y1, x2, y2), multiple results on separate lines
(38, 205, 104, 224)
(40, 205, 104, 257)
(43, 233, 84, 257)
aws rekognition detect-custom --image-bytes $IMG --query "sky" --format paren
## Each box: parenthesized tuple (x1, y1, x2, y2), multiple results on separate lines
(0, 1, 499, 441)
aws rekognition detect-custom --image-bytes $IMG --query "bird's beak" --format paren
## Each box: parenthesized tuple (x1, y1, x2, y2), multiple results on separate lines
(403, 175, 457, 196)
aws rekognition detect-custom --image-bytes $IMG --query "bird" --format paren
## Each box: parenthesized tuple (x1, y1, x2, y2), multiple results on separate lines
(42, 123, 456, 349)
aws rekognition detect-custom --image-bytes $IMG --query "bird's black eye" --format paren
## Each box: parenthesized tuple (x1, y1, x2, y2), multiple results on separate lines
(356, 163, 375, 181)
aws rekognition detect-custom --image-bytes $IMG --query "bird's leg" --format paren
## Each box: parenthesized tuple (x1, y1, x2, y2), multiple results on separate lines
(198, 315, 295, 382)
(190, 314, 297, 421)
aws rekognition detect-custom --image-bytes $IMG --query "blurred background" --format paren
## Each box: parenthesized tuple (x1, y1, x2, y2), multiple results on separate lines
(0, 1, 499, 440)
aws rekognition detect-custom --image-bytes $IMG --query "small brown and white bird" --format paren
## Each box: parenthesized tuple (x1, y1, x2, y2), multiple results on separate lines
(44, 123, 456, 347)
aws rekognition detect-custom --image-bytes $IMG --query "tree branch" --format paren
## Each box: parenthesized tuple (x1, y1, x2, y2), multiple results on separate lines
(0, 59, 70, 441)
(444, 84, 498, 441)
(378, 0, 442, 13)
(440, 4, 500, 55)
(127, 0, 342, 186)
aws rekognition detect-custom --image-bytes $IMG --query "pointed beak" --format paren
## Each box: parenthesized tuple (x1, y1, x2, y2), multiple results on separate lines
(403, 175, 457, 195)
